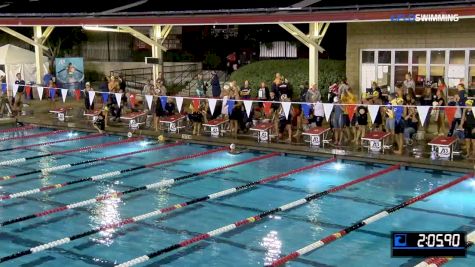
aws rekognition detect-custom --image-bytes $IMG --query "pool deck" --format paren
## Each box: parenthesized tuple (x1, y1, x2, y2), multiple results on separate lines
(14, 99, 474, 173)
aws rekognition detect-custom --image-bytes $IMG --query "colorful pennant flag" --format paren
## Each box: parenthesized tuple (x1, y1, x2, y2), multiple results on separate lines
(101, 92, 109, 103)
(367, 105, 380, 124)
(263, 102, 272, 116)
(208, 98, 217, 116)
(37, 86, 44, 100)
(417, 106, 431, 126)
(347, 104, 357, 122)
(49, 88, 55, 100)
(145, 95, 153, 110)
(323, 103, 334, 122)
(115, 93, 123, 108)
(160, 96, 167, 111)
(74, 89, 81, 101)
(281, 101, 291, 119)
(301, 103, 311, 119)
(227, 99, 235, 115)
(243, 100, 253, 117)
(88, 91, 95, 107)
(175, 96, 183, 113)
(61, 89, 68, 103)
(192, 98, 200, 110)
(445, 106, 457, 126)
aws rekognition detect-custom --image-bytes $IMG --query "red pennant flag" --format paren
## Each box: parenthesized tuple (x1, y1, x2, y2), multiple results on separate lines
(347, 104, 357, 122)
(25, 85, 31, 99)
(192, 99, 200, 110)
(263, 102, 272, 116)
(445, 106, 457, 126)
(74, 89, 81, 101)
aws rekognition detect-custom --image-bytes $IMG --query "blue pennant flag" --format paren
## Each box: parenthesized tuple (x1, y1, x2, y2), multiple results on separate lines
(49, 88, 55, 99)
(301, 103, 311, 119)
(160, 96, 167, 111)
(101, 92, 109, 103)
(227, 99, 235, 114)
(1, 83, 6, 93)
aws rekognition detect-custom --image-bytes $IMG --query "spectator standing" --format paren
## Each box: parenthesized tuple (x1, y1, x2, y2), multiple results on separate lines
(43, 71, 53, 87)
(459, 100, 475, 158)
(271, 73, 282, 99)
(240, 80, 251, 100)
(84, 82, 94, 111)
(437, 77, 447, 97)
(155, 79, 167, 96)
(305, 84, 321, 103)
(257, 82, 270, 101)
(99, 76, 109, 92)
(403, 72, 416, 94)
(196, 74, 205, 97)
(210, 71, 221, 97)
(14, 73, 25, 103)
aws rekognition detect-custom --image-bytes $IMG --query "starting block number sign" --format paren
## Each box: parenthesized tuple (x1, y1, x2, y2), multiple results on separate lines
(310, 135, 321, 146)
(58, 113, 65, 122)
(169, 122, 177, 132)
(437, 146, 451, 158)
(129, 119, 139, 130)
(210, 126, 219, 136)
(370, 140, 382, 152)
(259, 131, 269, 142)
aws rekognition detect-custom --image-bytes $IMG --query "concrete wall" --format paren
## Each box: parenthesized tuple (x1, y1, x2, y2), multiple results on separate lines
(346, 18, 475, 91)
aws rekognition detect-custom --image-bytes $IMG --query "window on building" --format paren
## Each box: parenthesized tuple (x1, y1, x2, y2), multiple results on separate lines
(360, 49, 474, 95)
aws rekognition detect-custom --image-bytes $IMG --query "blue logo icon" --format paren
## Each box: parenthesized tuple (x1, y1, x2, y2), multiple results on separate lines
(394, 234, 407, 247)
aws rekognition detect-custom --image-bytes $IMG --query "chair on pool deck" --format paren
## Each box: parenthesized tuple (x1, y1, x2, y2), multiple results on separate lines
(159, 114, 186, 133)
(203, 117, 228, 137)
(49, 107, 73, 122)
(302, 127, 331, 148)
(361, 131, 392, 153)
(250, 122, 274, 143)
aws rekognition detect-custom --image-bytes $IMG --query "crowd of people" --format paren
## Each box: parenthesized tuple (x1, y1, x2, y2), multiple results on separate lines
(126, 71, 474, 159)
(2, 68, 474, 160)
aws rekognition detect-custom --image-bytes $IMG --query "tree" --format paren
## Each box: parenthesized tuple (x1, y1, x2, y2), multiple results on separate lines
(44, 27, 87, 73)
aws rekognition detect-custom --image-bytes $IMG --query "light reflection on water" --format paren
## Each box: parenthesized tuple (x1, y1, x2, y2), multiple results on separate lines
(90, 184, 122, 246)
(306, 200, 324, 240)
(260, 230, 282, 266)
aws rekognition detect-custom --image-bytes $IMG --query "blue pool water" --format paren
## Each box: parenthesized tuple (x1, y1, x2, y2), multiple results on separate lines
(0, 127, 474, 267)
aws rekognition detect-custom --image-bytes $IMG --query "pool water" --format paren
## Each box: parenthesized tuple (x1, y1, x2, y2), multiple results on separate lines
(0, 127, 474, 267)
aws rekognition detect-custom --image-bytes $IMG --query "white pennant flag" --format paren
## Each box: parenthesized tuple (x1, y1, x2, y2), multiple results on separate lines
(175, 96, 183, 113)
(37, 86, 44, 100)
(472, 107, 475, 116)
(417, 106, 431, 127)
(207, 98, 217, 115)
(61, 89, 68, 103)
(282, 102, 291, 119)
(115, 93, 123, 108)
(323, 103, 334, 122)
(88, 91, 95, 107)
(13, 84, 19, 97)
(243, 100, 253, 117)
(367, 105, 380, 124)
(145, 95, 153, 110)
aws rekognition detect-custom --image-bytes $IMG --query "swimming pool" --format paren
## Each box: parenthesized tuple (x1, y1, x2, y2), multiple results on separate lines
(0, 126, 474, 267)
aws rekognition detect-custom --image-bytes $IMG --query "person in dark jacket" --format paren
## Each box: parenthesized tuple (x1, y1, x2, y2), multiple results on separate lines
(211, 72, 221, 97)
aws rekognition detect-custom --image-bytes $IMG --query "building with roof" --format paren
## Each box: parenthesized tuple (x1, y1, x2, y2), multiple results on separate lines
(0, 0, 474, 95)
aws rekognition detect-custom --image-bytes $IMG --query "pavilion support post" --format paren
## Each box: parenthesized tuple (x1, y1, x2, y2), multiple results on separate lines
(279, 22, 329, 88)
(308, 23, 319, 87)
(151, 25, 163, 83)
(33, 26, 45, 85)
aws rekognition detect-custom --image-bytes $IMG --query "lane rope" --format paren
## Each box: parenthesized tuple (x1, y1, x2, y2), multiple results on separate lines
(0, 157, 335, 263)
(0, 129, 69, 142)
(0, 125, 36, 133)
(0, 141, 183, 182)
(413, 230, 475, 267)
(0, 146, 226, 201)
(114, 164, 400, 267)
(269, 172, 475, 267)
(0, 152, 279, 227)
(0, 133, 103, 153)
(0, 136, 142, 166)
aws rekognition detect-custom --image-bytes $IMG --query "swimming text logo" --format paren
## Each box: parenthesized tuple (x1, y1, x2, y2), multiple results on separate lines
(390, 14, 459, 22)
